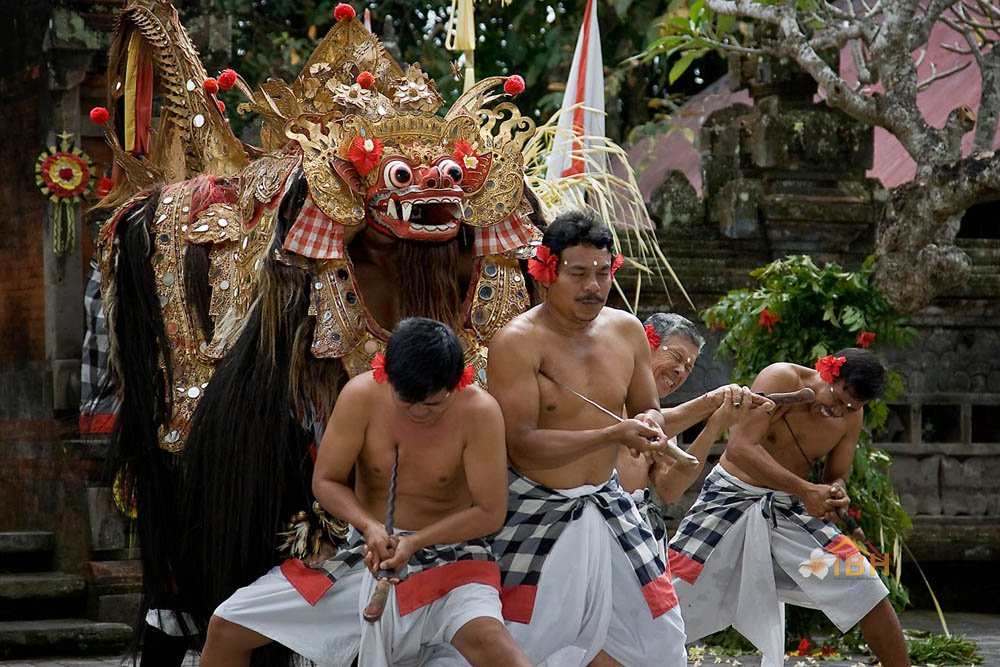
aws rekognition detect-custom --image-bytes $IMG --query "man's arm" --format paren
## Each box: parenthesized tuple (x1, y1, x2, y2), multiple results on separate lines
(489, 325, 661, 471)
(651, 386, 760, 502)
(311, 378, 392, 566)
(379, 394, 509, 570)
(820, 415, 862, 520)
(724, 364, 839, 518)
(661, 385, 772, 437)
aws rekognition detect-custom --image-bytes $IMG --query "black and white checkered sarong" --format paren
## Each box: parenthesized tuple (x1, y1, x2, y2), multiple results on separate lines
(492, 469, 666, 590)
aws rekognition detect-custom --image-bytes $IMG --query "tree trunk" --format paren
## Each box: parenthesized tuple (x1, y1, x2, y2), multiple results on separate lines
(873, 182, 971, 313)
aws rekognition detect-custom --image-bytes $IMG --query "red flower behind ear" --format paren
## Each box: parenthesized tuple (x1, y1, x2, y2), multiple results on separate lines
(347, 137, 384, 177)
(455, 365, 475, 391)
(371, 354, 388, 384)
(644, 325, 661, 350)
(610, 253, 624, 278)
(527, 245, 559, 285)
(815, 354, 846, 383)
(856, 331, 876, 348)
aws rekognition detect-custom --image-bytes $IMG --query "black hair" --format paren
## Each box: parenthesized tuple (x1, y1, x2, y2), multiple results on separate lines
(644, 312, 705, 352)
(542, 209, 615, 258)
(385, 317, 464, 402)
(836, 347, 887, 401)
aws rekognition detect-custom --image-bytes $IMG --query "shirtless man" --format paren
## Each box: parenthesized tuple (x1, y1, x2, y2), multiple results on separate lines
(668, 349, 911, 667)
(200, 317, 532, 667)
(468, 210, 689, 666)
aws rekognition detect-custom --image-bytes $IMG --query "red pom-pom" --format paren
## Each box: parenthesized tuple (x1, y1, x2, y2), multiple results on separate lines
(334, 3, 356, 21)
(455, 365, 475, 392)
(644, 325, 661, 350)
(96, 177, 114, 198)
(504, 75, 525, 96)
(89, 107, 110, 125)
(202, 77, 219, 94)
(371, 353, 389, 384)
(527, 245, 559, 286)
(217, 100, 226, 113)
(217, 69, 237, 90)
(356, 71, 375, 89)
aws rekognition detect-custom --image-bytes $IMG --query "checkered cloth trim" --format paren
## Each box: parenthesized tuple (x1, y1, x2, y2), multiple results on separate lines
(634, 488, 667, 544)
(79, 259, 118, 433)
(473, 213, 541, 257)
(668, 466, 857, 585)
(283, 195, 345, 260)
(493, 469, 667, 593)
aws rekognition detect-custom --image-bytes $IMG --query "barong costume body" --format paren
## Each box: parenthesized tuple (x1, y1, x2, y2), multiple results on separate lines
(668, 464, 889, 667)
(492, 469, 686, 667)
(215, 529, 503, 666)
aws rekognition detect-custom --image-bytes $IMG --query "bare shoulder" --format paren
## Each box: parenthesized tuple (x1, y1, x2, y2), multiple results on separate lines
(337, 371, 379, 412)
(457, 384, 503, 419)
(490, 306, 544, 355)
(753, 362, 808, 392)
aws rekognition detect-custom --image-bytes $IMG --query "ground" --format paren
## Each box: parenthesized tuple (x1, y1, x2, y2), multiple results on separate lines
(1, 611, 994, 667)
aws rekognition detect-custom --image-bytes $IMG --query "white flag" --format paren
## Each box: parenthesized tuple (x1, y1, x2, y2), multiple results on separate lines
(546, 0, 606, 181)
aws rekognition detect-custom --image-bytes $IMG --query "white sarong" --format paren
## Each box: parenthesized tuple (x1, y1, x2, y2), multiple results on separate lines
(214, 563, 363, 667)
(669, 464, 889, 667)
(358, 571, 504, 667)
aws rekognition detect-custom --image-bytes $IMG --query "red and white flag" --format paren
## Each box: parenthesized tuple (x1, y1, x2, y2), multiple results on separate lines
(546, 0, 605, 181)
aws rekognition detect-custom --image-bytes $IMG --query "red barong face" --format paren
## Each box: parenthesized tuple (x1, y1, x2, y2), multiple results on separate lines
(365, 156, 468, 242)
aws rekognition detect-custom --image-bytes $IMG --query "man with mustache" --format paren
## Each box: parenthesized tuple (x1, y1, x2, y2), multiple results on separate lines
(668, 349, 911, 667)
(468, 210, 689, 666)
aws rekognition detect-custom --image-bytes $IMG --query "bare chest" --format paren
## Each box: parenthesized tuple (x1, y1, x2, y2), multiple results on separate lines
(538, 346, 633, 424)
(359, 418, 468, 497)
(763, 408, 845, 467)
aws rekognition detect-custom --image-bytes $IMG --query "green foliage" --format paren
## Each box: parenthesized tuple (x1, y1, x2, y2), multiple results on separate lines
(205, 0, 709, 141)
(702, 255, 917, 634)
(906, 631, 983, 665)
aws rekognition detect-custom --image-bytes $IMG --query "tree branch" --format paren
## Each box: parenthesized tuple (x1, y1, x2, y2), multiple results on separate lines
(909, 0, 960, 51)
(973, 46, 1000, 152)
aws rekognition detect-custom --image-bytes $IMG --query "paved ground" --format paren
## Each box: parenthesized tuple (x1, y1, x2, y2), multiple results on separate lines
(2, 611, 994, 666)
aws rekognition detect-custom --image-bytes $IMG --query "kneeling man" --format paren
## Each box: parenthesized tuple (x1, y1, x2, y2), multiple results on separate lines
(201, 318, 531, 667)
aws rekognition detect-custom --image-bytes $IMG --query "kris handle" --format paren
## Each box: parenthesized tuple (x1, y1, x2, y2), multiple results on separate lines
(363, 578, 392, 623)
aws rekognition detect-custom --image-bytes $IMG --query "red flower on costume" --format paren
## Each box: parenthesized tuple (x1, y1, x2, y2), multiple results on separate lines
(347, 136, 384, 177)
(356, 71, 375, 89)
(455, 365, 475, 391)
(758, 309, 780, 333)
(334, 3, 356, 21)
(371, 354, 388, 384)
(217, 100, 226, 113)
(610, 253, 624, 278)
(89, 107, 109, 125)
(797, 637, 811, 656)
(203, 77, 219, 94)
(644, 325, 661, 350)
(217, 69, 238, 90)
(527, 245, 559, 285)
(856, 330, 876, 348)
(454, 139, 480, 172)
(504, 75, 526, 96)
(815, 354, 846, 383)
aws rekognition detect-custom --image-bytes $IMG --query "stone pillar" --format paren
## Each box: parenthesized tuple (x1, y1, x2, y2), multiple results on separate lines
(44, 47, 93, 412)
